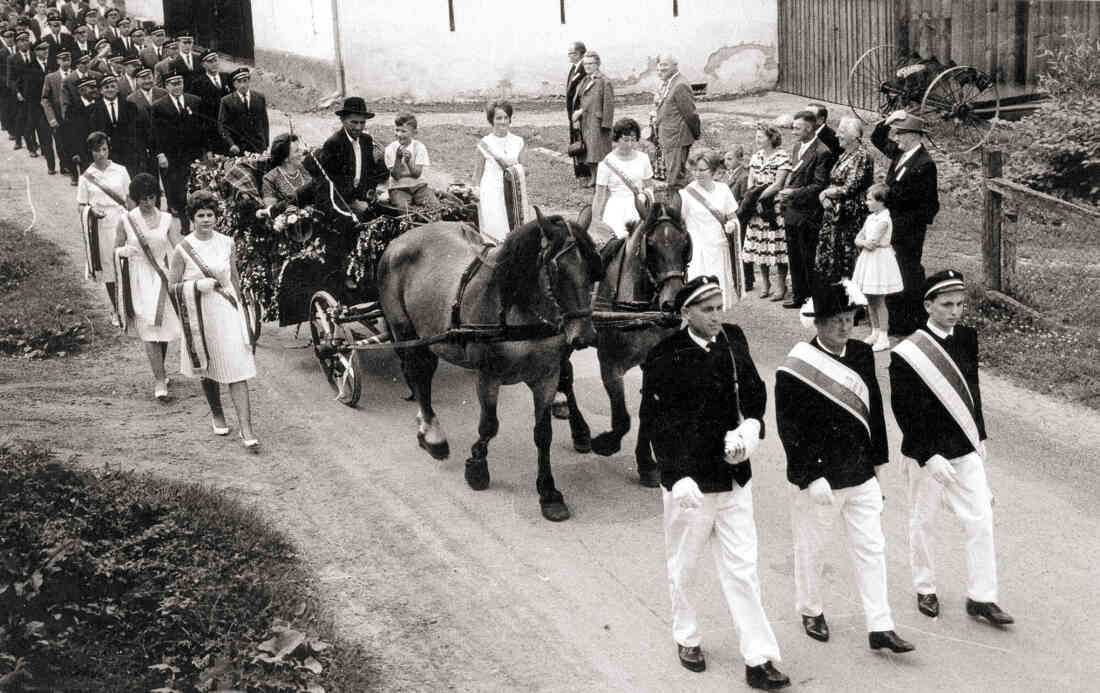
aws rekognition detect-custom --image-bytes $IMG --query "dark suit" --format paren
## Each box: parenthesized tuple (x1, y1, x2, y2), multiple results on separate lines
(781, 138, 834, 302)
(218, 89, 268, 154)
(15, 55, 51, 160)
(39, 30, 74, 70)
(71, 40, 94, 62)
(59, 3, 80, 32)
(89, 96, 144, 175)
(0, 44, 17, 135)
(128, 86, 166, 179)
(188, 70, 231, 154)
(151, 92, 205, 219)
(62, 96, 94, 177)
(310, 127, 388, 210)
(61, 68, 102, 120)
(565, 60, 585, 179)
(871, 121, 939, 334)
(816, 124, 840, 157)
(139, 44, 162, 70)
(639, 325, 767, 492)
(116, 36, 139, 59)
(169, 53, 202, 89)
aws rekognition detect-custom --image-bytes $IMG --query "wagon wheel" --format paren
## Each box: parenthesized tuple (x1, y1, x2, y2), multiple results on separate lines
(308, 290, 362, 407)
(846, 44, 908, 124)
(920, 65, 1000, 154)
(242, 286, 262, 344)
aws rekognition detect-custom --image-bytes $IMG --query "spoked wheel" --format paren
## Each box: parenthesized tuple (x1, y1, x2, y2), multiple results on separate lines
(920, 65, 1000, 154)
(308, 290, 362, 407)
(846, 44, 910, 124)
(242, 287, 262, 344)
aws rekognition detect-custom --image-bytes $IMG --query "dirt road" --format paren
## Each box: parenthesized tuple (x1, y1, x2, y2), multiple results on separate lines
(3, 109, 1100, 692)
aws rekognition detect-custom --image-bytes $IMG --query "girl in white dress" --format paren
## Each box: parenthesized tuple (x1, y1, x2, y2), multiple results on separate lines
(114, 173, 182, 400)
(680, 150, 741, 309)
(592, 117, 654, 240)
(851, 184, 903, 351)
(77, 131, 132, 324)
(168, 191, 259, 450)
(474, 100, 530, 242)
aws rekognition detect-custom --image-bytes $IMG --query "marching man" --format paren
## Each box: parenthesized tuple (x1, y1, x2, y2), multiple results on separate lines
(639, 275, 790, 690)
(889, 270, 1014, 626)
(777, 281, 914, 653)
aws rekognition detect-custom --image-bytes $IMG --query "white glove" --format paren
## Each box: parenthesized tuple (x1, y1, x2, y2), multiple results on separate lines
(808, 476, 834, 506)
(925, 454, 958, 486)
(117, 246, 140, 259)
(723, 218, 740, 236)
(724, 419, 761, 464)
(195, 278, 218, 294)
(885, 109, 908, 125)
(671, 477, 704, 510)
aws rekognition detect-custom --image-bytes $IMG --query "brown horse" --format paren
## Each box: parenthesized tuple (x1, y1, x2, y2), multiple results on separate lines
(557, 199, 691, 487)
(377, 209, 603, 521)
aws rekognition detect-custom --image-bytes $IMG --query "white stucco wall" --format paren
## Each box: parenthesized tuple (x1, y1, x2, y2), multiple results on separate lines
(125, 0, 164, 23)
(250, 0, 777, 102)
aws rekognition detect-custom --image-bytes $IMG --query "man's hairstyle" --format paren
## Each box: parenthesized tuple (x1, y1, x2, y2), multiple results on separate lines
(186, 190, 221, 219)
(485, 99, 513, 125)
(584, 50, 601, 65)
(611, 117, 641, 141)
(793, 109, 817, 126)
(268, 133, 299, 167)
(570, 41, 586, 55)
(394, 112, 418, 130)
(723, 144, 746, 160)
(807, 102, 828, 123)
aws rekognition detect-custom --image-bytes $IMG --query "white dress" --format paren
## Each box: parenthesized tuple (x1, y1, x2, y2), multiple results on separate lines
(851, 209, 904, 295)
(477, 132, 527, 242)
(176, 232, 256, 384)
(597, 150, 654, 238)
(121, 208, 181, 343)
(680, 181, 740, 309)
(76, 162, 131, 284)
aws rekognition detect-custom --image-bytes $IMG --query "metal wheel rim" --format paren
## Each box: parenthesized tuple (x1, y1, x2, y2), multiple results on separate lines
(846, 44, 897, 124)
(920, 65, 1000, 154)
(308, 290, 362, 406)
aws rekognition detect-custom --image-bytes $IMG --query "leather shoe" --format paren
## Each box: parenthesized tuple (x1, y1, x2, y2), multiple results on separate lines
(782, 298, 803, 309)
(869, 630, 915, 653)
(917, 592, 939, 617)
(802, 613, 829, 642)
(966, 599, 1014, 625)
(746, 661, 790, 690)
(677, 644, 705, 673)
(638, 466, 661, 488)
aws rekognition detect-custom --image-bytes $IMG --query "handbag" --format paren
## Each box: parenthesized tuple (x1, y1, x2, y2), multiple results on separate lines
(567, 140, 586, 157)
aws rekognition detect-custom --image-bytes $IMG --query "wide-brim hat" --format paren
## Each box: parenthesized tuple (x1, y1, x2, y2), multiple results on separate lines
(335, 96, 374, 118)
(800, 280, 867, 328)
(923, 269, 966, 300)
(890, 113, 928, 134)
(674, 275, 723, 312)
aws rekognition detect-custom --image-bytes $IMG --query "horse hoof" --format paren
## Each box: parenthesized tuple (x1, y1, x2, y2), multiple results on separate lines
(540, 501, 571, 522)
(551, 401, 570, 420)
(573, 435, 592, 454)
(464, 458, 490, 490)
(417, 432, 450, 460)
(590, 432, 621, 457)
(638, 468, 661, 488)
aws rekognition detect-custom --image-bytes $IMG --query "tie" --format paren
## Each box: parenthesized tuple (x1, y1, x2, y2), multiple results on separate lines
(109, 101, 116, 125)
(213, 75, 220, 89)
(351, 137, 361, 186)
(243, 93, 249, 109)
(175, 97, 183, 114)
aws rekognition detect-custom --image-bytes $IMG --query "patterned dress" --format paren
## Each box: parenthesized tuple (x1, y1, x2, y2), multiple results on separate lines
(741, 149, 791, 266)
(814, 143, 875, 283)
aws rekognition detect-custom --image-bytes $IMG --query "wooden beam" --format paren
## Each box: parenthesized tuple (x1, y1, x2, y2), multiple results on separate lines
(983, 150, 1004, 290)
(560, 0, 565, 24)
(987, 177, 1100, 228)
(448, 0, 455, 31)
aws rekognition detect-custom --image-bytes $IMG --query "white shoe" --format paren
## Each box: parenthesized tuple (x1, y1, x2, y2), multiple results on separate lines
(110, 315, 120, 328)
(872, 335, 891, 352)
(863, 329, 879, 345)
(154, 380, 168, 400)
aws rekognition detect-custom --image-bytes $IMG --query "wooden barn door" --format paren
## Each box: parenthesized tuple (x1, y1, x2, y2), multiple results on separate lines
(777, 0, 897, 106)
(162, 0, 254, 61)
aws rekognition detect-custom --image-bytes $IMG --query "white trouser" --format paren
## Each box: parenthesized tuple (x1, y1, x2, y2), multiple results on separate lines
(907, 453, 998, 602)
(662, 481, 782, 667)
(792, 477, 894, 632)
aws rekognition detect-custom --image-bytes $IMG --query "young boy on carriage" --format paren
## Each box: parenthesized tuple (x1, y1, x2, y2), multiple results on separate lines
(384, 112, 439, 211)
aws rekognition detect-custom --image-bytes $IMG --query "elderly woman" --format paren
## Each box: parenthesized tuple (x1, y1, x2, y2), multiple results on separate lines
(168, 190, 259, 450)
(741, 124, 791, 300)
(114, 173, 182, 400)
(815, 117, 875, 284)
(591, 117, 654, 240)
(680, 150, 741, 308)
(77, 131, 132, 325)
(474, 99, 530, 242)
(261, 133, 314, 216)
(572, 50, 614, 186)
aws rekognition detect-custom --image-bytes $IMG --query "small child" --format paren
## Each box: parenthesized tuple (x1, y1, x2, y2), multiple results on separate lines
(384, 112, 439, 209)
(851, 183, 903, 351)
(718, 145, 748, 199)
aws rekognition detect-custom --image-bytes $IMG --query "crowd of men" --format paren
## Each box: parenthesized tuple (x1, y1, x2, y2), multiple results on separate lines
(0, 1, 269, 229)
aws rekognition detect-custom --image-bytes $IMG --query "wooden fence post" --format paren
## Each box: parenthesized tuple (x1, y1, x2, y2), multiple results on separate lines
(982, 149, 1003, 291)
(1001, 200, 1018, 295)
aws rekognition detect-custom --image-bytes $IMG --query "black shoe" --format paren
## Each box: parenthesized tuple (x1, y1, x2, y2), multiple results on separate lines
(746, 662, 790, 690)
(47, 168, 56, 175)
(966, 599, 1014, 626)
(70, 179, 78, 186)
(677, 644, 705, 673)
(13, 142, 23, 150)
(638, 467, 661, 488)
(802, 613, 829, 642)
(917, 593, 939, 618)
(869, 630, 915, 653)
(782, 299, 803, 309)
(28, 149, 38, 158)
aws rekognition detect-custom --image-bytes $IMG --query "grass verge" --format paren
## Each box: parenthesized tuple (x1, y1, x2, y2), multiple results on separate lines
(0, 439, 376, 692)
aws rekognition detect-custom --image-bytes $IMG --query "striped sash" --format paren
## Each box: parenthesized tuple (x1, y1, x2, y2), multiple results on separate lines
(684, 182, 745, 299)
(603, 156, 641, 196)
(113, 249, 134, 332)
(174, 279, 209, 373)
(777, 341, 871, 437)
(123, 212, 170, 327)
(177, 237, 251, 347)
(81, 207, 102, 277)
(478, 140, 530, 233)
(892, 330, 983, 454)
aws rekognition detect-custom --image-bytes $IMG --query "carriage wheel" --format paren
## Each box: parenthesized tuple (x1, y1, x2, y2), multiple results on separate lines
(308, 290, 362, 407)
(920, 65, 1000, 154)
(243, 287, 262, 344)
(846, 45, 907, 124)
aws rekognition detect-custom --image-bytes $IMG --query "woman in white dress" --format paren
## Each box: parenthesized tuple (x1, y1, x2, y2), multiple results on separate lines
(591, 117, 654, 240)
(114, 173, 182, 400)
(168, 191, 259, 450)
(680, 150, 741, 309)
(77, 131, 132, 325)
(474, 100, 530, 243)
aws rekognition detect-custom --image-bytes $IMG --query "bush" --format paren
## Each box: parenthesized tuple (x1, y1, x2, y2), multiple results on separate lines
(1008, 25, 1100, 205)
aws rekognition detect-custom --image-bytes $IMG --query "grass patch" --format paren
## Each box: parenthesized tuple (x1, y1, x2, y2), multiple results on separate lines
(0, 439, 377, 692)
(0, 220, 99, 358)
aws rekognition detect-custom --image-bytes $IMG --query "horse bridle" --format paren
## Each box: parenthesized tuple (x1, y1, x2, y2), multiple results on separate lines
(640, 214, 691, 296)
(534, 223, 594, 328)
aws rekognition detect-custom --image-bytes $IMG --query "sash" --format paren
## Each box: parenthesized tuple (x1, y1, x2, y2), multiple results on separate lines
(602, 156, 641, 196)
(892, 330, 983, 454)
(122, 212, 170, 327)
(777, 341, 872, 438)
(113, 249, 134, 332)
(684, 183, 745, 299)
(174, 279, 209, 373)
(81, 206, 102, 277)
(82, 169, 129, 207)
(478, 140, 530, 233)
(178, 237, 251, 347)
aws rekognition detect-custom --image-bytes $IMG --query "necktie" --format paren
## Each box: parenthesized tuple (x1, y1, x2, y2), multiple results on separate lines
(109, 101, 116, 124)
(213, 75, 220, 89)
(243, 93, 249, 109)
(175, 97, 183, 114)
(351, 137, 361, 186)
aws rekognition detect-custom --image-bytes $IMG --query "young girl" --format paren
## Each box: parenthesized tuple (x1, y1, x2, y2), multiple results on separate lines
(851, 183, 903, 351)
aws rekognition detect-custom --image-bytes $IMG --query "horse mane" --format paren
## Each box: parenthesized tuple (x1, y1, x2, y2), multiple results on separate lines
(495, 214, 604, 310)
